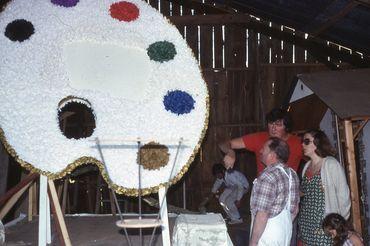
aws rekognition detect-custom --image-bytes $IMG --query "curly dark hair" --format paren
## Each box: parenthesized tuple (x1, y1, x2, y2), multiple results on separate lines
(322, 213, 349, 246)
(265, 108, 293, 133)
(304, 129, 336, 157)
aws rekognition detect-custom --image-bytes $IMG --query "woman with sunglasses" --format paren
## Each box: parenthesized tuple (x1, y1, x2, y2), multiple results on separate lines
(298, 129, 351, 246)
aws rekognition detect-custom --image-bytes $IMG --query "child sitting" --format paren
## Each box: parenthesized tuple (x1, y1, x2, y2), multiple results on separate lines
(211, 163, 249, 225)
(322, 213, 363, 246)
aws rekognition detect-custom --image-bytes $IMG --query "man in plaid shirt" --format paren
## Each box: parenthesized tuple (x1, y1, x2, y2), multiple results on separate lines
(250, 137, 300, 246)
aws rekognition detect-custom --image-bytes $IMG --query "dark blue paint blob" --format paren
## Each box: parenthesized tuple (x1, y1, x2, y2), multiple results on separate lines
(51, 0, 79, 7)
(163, 90, 195, 115)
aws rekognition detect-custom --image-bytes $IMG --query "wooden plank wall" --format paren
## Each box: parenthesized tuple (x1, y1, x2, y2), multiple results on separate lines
(141, 0, 337, 212)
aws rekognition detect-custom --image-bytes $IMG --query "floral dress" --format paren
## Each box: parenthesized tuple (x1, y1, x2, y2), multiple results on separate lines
(298, 174, 333, 245)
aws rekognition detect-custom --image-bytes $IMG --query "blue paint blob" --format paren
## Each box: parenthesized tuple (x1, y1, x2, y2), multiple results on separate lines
(163, 90, 195, 115)
(51, 0, 79, 7)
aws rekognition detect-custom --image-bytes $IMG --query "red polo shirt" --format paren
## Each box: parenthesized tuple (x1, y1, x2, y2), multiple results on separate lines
(242, 132, 302, 175)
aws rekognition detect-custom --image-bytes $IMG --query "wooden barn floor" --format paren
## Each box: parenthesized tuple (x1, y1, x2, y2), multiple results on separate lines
(4, 214, 250, 245)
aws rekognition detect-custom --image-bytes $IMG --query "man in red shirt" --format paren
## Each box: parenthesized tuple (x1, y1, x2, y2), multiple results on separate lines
(219, 108, 302, 174)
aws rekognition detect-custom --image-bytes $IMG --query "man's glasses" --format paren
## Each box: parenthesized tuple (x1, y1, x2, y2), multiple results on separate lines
(302, 138, 313, 145)
(268, 121, 284, 127)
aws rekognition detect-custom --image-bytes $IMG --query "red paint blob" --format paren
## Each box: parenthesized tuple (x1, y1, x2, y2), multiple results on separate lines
(110, 1, 139, 22)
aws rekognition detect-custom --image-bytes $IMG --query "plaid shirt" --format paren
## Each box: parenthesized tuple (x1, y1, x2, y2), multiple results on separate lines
(250, 163, 300, 218)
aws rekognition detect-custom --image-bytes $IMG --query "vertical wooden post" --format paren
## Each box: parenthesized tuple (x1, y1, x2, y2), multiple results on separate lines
(48, 179, 72, 246)
(182, 180, 186, 209)
(27, 186, 34, 221)
(32, 182, 38, 218)
(343, 120, 362, 233)
(158, 186, 170, 246)
(62, 179, 68, 214)
(0, 143, 9, 198)
(28, 182, 35, 221)
(57, 182, 63, 201)
(94, 174, 102, 214)
(39, 175, 48, 246)
(109, 191, 116, 215)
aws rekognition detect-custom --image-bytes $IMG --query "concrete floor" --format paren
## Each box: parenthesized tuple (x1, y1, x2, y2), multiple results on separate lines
(4, 214, 249, 245)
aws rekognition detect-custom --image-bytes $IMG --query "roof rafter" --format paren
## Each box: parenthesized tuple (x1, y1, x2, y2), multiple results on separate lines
(168, 14, 370, 68)
(309, 0, 359, 36)
(355, 0, 370, 8)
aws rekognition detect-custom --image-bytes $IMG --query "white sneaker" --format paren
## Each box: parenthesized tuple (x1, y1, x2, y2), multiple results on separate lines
(227, 218, 243, 225)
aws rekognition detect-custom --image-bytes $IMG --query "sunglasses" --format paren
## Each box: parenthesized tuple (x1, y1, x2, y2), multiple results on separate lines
(302, 138, 313, 145)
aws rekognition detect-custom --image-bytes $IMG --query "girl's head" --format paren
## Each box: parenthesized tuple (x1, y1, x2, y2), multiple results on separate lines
(302, 129, 336, 158)
(212, 163, 226, 179)
(322, 213, 349, 245)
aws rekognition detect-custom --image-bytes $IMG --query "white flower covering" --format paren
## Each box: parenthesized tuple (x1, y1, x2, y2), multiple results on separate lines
(0, 0, 208, 193)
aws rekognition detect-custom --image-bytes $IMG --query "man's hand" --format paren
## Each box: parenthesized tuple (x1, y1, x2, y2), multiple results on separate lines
(223, 150, 235, 169)
(235, 200, 241, 208)
(219, 138, 245, 169)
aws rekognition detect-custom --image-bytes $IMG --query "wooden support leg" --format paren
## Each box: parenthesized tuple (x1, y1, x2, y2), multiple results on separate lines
(182, 180, 186, 209)
(62, 179, 68, 214)
(48, 179, 72, 246)
(28, 182, 35, 221)
(57, 181, 63, 201)
(109, 190, 116, 215)
(343, 120, 362, 233)
(32, 182, 38, 217)
(94, 175, 102, 214)
(72, 181, 78, 213)
(0, 173, 38, 207)
(0, 181, 33, 220)
(158, 186, 170, 246)
(39, 175, 48, 246)
(46, 194, 51, 244)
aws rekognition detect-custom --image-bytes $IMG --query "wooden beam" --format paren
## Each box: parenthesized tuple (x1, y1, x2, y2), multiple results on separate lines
(306, 49, 339, 70)
(168, 14, 370, 67)
(169, 13, 251, 25)
(94, 174, 102, 214)
(356, 0, 370, 8)
(62, 179, 68, 214)
(343, 120, 362, 234)
(48, 179, 72, 246)
(0, 144, 9, 198)
(353, 119, 369, 140)
(0, 181, 33, 220)
(109, 190, 116, 215)
(0, 173, 38, 207)
(28, 182, 37, 221)
(311, 1, 359, 36)
(187, 0, 235, 14)
(32, 182, 38, 217)
(165, 0, 228, 14)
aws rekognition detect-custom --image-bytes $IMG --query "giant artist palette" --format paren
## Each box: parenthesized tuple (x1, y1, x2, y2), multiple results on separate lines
(0, 0, 209, 195)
